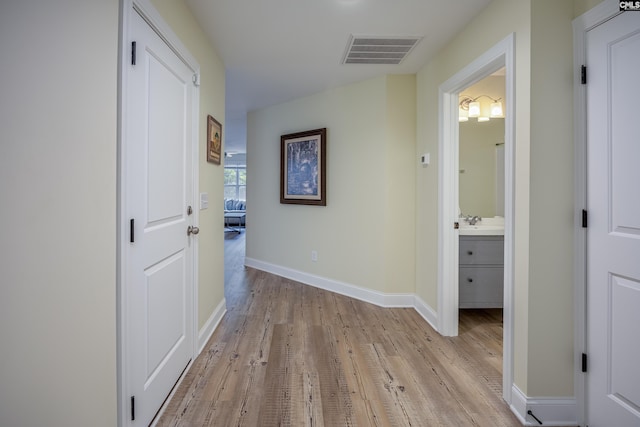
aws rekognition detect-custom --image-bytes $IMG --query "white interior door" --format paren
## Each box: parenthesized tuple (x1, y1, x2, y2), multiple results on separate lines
(586, 10, 640, 426)
(124, 9, 196, 426)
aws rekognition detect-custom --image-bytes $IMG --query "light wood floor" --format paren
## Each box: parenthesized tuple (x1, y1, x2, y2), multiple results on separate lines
(157, 231, 520, 426)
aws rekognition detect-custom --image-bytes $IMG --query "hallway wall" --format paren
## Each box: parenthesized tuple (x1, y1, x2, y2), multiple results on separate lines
(246, 75, 416, 295)
(0, 2, 119, 426)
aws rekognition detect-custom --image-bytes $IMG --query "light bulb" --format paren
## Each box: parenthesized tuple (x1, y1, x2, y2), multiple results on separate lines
(468, 101, 480, 117)
(490, 101, 503, 117)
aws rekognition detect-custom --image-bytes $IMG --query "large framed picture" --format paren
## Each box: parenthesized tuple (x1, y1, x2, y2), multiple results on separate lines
(280, 128, 326, 206)
(207, 115, 222, 165)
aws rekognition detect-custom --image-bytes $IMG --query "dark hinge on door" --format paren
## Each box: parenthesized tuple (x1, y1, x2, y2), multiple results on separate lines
(131, 396, 135, 421)
(131, 41, 137, 66)
(582, 353, 588, 373)
(130, 218, 135, 243)
(581, 65, 587, 84)
(582, 210, 588, 228)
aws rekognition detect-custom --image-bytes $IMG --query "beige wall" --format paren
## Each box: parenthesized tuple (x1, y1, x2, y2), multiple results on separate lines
(0, 1, 119, 426)
(384, 76, 417, 293)
(150, 0, 226, 332)
(528, 0, 576, 397)
(247, 75, 416, 295)
(574, 0, 604, 16)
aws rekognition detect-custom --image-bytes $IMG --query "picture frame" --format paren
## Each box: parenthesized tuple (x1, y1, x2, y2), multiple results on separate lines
(280, 128, 326, 206)
(207, 115, 222, 164)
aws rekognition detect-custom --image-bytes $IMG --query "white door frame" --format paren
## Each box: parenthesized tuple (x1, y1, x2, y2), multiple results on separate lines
(117, 0, 200, 425)
(437, 33, 515, 403)
(572, 1, 622, 425)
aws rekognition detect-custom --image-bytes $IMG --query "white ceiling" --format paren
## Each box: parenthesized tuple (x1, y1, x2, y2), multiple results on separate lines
(185, 0, 493, 153)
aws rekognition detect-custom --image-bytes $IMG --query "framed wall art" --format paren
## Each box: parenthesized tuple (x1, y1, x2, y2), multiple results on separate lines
(207, 115, 222, 164)
(280, 128, 326, 206)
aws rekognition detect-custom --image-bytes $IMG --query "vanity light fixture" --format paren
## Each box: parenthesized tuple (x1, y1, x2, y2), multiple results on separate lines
(459, 94, 503, 122)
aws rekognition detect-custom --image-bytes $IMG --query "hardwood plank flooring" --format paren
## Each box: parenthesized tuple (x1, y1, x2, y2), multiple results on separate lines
(157, 232, 521, 426)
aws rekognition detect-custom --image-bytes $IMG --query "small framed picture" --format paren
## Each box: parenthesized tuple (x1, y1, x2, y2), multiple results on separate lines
(280, 128, 326, 206)
(207, 115, 222, 165)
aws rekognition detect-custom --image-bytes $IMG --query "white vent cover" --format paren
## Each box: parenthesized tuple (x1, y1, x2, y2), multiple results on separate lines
(342, 35, 422, 65)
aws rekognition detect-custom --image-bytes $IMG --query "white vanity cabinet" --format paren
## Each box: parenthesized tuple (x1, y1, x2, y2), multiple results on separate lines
(459, 236, 504, 308)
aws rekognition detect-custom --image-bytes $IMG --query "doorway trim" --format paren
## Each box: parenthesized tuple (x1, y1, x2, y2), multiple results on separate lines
(437, 33, 515, 403)
(572, 1, 622, 425)
(117, 0, 201, 425)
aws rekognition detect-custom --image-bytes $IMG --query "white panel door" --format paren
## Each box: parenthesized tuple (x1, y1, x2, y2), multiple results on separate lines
(125, 9, 195, 426)
(586, 10, 640, 427)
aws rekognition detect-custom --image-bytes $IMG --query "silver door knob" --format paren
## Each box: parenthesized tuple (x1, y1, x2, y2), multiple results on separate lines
(187, 226, 199, 236)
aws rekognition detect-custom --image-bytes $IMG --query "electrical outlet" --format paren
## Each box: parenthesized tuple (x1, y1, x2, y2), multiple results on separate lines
(311, 250, 318, 262)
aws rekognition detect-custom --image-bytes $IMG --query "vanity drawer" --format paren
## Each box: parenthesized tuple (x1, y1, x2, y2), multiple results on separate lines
(459, 236, 504, 265)
(459, 266, 504, 308)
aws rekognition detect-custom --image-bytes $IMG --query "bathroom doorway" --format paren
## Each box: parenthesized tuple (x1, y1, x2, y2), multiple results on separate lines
(457, 71, 506, 399)
(437, 34, 515, 403)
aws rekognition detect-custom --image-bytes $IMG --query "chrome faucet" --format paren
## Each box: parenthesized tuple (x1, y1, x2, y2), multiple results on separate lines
(465, 215, 481, 225)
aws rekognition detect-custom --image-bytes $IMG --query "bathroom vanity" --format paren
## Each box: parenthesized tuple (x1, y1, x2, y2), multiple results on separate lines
(459, 235, 504, 308)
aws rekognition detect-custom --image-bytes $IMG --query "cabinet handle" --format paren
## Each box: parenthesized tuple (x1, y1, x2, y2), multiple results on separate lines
(467, 278, 473, 283)
(467, 251, 473, 255)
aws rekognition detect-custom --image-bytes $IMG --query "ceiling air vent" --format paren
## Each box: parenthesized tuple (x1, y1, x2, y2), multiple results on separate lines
(342, 35, 422, 65)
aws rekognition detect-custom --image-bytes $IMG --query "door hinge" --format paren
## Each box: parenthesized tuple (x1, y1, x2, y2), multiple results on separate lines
(454, 222, 459, 230)
(130, 218, 135, 243)
(582, 209, 588, 228)
(581, 65, 587, 84)
(131, 41, 137, 66)
(192, 73, 200, 87)
(582, 353, 588, 373)
(131, 395, 135, 421)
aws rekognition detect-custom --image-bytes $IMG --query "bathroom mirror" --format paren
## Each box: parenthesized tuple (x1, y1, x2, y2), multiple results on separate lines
(459, 71, 505, 218)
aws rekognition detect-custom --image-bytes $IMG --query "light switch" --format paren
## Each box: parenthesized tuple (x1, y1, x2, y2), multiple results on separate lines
(200, 192, 209, 209)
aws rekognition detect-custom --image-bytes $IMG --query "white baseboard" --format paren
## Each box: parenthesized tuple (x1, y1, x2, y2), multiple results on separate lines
(413, 295, 438, 331)
(244, 257, 415, 308)
(198, 297, 227, 354)
(511, 385, 577, 426)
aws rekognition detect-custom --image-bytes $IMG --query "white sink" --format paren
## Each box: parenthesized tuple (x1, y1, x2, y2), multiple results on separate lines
(459, 216, 505, 236)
